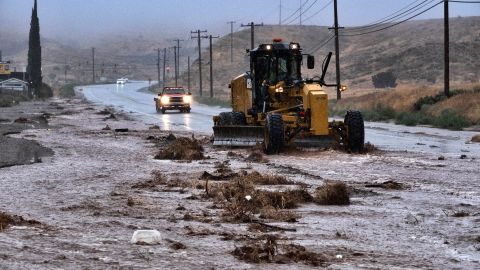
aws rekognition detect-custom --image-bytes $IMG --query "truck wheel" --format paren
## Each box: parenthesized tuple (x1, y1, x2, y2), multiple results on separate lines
(264, 114, 284, 154)
(186, 107, 191, 113)
(231, 112, 246, 125)
(161, 108, 166, 114)
(218, 112, 232, 125)
(344, 110, 365, 152)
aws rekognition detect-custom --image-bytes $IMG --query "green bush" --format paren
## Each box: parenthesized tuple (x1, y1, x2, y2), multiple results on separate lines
(394, 111, 433, 126)
(413, 93, 447, 111)
(431, 109, 471, 130)
(194, 96, 231, 108)
(395, 112, 419, 126)
(37, 82, 54, 98)
(372, 71, 397, 88)
(413, 88, 472, 111)
(59, 84, 76, 97)
(0, 94, 28, 107)
(361, 104, 396, 121)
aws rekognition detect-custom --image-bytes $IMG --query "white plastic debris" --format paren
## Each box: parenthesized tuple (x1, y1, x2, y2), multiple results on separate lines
(131, 230, 162, 245)
(245, 195, 252, 201)
(335, 254, 343, 259)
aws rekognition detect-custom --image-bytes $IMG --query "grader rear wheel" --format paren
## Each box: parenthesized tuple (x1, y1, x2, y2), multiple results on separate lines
(263, 114, 284, 154)
(344, 110, 365, 152)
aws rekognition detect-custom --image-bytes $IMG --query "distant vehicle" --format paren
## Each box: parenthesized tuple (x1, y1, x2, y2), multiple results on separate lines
(154, 86, 192, 114)
(116, 78, 128, 84)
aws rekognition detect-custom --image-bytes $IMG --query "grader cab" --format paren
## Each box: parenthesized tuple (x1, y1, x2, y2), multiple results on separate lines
(213, 39, 364, 154)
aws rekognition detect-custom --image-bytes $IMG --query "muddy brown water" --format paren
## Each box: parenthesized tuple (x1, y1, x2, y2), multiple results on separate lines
(0, 97, 479, 269)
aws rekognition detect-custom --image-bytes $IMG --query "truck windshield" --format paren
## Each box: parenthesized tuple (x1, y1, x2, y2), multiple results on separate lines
(163, 88, 185, 94)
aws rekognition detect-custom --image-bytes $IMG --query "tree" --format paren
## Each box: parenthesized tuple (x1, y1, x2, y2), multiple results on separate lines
(27, 0, 48, 98)
(372, 71, 397, 89)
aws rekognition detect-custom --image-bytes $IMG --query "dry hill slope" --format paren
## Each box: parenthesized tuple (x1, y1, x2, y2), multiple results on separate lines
(181, 16, 480, 99)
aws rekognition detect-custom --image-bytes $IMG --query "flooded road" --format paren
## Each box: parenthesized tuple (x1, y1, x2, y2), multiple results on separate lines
(80, 82, 480, 157)
(79, 81, 228, 134)
(1, 97, 479, 269)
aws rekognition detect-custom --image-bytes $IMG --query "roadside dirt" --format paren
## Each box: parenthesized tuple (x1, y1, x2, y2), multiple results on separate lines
(0, 97, 479, 269)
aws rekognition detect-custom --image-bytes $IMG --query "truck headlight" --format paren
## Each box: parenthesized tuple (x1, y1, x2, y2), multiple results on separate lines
(183, 95, 192, 103)
(340, 85, 348, 91)
(160, 96, 169, 104)
(275, 87, 284, 93)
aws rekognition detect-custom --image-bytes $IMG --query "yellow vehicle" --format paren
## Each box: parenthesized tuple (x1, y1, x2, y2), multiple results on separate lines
(154, 86, 192, 114)
(212, 39, 364, 154)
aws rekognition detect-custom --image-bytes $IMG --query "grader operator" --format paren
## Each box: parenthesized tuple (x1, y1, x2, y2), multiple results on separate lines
(212, 39, 364, 154)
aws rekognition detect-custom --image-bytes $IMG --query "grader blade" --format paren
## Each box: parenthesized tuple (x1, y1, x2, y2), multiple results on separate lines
(213, 126, 264, 146)
(292, 136, 337, 148)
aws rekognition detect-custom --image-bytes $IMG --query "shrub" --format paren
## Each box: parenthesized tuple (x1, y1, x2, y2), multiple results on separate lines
(431, 109, 471, 130)
(395, 112, 419, 126)
(361, 104, 396, 121)
(194, 95, 231, 108)
(372, 71, 397, 88)
(59, 84, 76, 97)
(413, 93, 447, 111)
(34, 82, 53, 98)
(0, 93, 28, 107)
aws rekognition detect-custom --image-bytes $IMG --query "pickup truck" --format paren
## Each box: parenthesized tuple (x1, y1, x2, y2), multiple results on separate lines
(154, 87, 192, 114)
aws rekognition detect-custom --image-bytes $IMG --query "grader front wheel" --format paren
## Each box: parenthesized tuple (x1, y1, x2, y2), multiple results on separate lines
(264, 114, 284, 154)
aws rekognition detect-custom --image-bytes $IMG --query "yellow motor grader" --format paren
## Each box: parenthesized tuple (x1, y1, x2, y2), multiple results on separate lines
(213, 39, 364, 154)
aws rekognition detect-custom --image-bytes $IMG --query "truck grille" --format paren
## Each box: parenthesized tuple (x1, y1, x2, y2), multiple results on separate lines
(170, 97, 183, 103)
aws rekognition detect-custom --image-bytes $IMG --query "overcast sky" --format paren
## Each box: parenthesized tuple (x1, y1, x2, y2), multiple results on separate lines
(1, 0, 479, 43)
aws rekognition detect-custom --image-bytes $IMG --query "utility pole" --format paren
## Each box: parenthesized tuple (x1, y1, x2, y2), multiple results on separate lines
(191, 29, 208, 96)
(206, 35, 219, 98)
(187, 56, 191, 92)
(227, 21, 236, 62)
(172, 39, 183, 85)
(92, 47, 95, 83)
(279, 0, 282, 25)
(299, 0, 302, 25)
(241, 22, 264, 50)
(64, 56, 67, 83)
(173, 46, 178, 86)
(444, 0, 450, 97)
(162, 48, 167, 88)
(331, 0, 343, 100)
(156, 48, 161, 86)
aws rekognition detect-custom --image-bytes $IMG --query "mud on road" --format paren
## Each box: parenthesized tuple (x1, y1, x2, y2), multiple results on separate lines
(0, 97, 479, 269)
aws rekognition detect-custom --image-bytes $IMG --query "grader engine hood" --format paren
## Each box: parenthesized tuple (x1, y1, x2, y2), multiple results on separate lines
(303, 83, 329, 136)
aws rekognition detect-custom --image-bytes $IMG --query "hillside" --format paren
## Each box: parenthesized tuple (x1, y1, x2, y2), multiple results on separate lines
(181, 16, 480, 100)
(1, 16, 479, 97)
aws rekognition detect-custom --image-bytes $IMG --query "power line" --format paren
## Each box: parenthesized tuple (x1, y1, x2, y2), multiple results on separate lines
(343, 0, 427, 32)
(285, 0, 318, 25)
(340, 1, 444, 36)
(308, 34, 335, 54)
(281, 1, 305, 24)
(302, 0, 333, 23)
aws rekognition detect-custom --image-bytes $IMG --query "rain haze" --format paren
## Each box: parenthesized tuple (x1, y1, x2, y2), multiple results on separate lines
(1, 0, 480, 269)
(1, 0, 478, 45)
